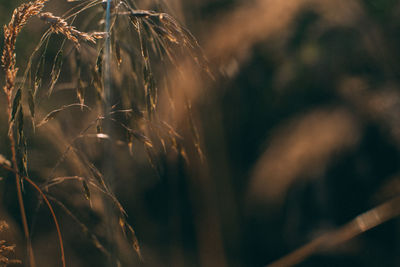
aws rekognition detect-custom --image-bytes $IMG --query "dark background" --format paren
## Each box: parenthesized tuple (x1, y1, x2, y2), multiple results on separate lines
(0, 0, 400, 266)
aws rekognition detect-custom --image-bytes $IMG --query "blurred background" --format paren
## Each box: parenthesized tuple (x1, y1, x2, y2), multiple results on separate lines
(1, 0, 400, 266)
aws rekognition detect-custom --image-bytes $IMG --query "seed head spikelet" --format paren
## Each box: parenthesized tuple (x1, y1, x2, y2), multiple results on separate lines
(1, 2, 49, 267)
(0, 221, 21, 265)
(38, 12, 105, 49)
(2, 0, 48, 94)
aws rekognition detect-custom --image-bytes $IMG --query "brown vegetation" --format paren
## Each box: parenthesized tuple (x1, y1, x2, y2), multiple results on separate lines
(1, 0, 399, 266)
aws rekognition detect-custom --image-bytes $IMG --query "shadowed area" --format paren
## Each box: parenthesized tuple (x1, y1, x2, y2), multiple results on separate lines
(0, 0, 400, 266)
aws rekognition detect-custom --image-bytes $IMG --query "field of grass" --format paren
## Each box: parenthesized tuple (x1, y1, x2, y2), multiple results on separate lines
(0, 0, 400, 266)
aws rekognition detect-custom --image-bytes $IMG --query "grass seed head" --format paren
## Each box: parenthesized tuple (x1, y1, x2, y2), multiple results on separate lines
(39, 12, 105, 49)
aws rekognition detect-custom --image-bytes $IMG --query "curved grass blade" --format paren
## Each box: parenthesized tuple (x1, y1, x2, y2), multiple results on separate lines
(46, 195, 110, 257)
(37, 103, 91, 127)
(34, 55, 45, 95)
(119, 217, 142, 261)
(48, 50, 63, 96)
(11, 89, 22, 122)
(0, 164, 66, 267)
(82, 180, 91, 201)
(28, 89, 35, 119)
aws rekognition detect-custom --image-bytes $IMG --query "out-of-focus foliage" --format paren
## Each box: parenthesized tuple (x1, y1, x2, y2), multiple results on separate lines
(1, 0, 400, 266)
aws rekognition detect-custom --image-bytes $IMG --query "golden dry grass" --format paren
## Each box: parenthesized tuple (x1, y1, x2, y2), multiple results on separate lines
(1, 0, 400, 266)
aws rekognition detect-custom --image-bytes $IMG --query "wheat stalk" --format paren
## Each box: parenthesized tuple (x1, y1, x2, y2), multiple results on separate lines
(1, 0, 204, 265)
(1, 2, 53, 266)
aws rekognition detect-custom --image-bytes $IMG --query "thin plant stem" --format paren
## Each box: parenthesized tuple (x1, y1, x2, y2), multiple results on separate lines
(266, 196, 400, 267)
(5, 94, 36, 267)
(1, 2, 50, 264)
(23, 176, 66, 267)
(0, 163, 66, 267)
(104, 0, 112, 109)
(103, 1, 117, 266)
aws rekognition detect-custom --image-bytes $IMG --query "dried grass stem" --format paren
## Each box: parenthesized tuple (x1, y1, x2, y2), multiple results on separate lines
(1, 1, 49, 266)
